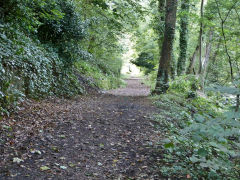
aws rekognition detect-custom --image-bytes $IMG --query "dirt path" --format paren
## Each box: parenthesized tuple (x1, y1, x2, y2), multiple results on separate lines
(0, 78, 162, 179)
(105, 78, 150, 96)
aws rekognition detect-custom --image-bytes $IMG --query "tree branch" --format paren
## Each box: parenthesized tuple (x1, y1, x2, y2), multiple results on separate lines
(214, 0, 238, 80)
(234, 8, 240, 24)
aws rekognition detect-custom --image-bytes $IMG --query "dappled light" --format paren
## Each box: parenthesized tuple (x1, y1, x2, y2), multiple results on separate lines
(120, 35, 142, 77)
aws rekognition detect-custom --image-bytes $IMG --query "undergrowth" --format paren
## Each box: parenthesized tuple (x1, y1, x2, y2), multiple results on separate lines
(75, 61, 123, 90)
(0, 0, 123, 117)
(153, 75, 240, 179)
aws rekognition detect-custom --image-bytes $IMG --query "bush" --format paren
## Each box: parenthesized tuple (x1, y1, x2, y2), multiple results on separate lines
(75, 61, 123, 90)
(168, 75, 200, 95)
(131, 52, 155, 74)
(0, 0, 124, 116)
(153, 77, 240, 179)
(0, 23, 83, 115)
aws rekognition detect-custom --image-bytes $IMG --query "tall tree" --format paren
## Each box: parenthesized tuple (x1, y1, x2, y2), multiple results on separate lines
(177, 0, 190, 75)
(201, 30, 214, 86)
(215, 0, 238, 80)
(186, 42, 199, 74)
(158, 0, 166, 48)
(198, 0, 204, 74)
(153, 0, 178, 94)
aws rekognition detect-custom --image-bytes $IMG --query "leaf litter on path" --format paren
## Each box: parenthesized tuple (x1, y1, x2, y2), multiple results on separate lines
(0, 78, 163, 179)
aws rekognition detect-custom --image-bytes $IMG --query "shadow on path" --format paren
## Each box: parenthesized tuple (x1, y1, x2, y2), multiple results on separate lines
(0, 78, 163, 179)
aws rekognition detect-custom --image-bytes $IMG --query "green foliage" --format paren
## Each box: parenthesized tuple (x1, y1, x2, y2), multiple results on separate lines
(132, 8, 159, 76)
(0, 0, 64, 33)
(37, 0, 87, 42)
(153, 76, 240, 179)
(0, 79, 24, 116)
(75, 61, 123, 90)
(36, 0, 88, 67)
(131, 52, 155, 74)
(177, 0, 190, 76)
(0, 0, 126, 116)
(0, 23, 84, 115)
(168, 75, 200, 94)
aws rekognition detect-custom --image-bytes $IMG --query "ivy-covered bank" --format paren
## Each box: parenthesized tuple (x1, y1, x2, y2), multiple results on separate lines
(0, 0, 124, 116)
(153, 76, 240, 179)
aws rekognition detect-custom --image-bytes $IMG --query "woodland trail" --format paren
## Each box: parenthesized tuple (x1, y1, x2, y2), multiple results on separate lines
(0, 78, 163, 179)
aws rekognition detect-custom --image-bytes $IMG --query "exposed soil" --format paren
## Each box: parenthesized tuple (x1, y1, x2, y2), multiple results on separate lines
(0, 78, 163, 180)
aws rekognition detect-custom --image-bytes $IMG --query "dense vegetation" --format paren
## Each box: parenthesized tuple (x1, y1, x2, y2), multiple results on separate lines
(0, 0, 138, 115)
(0, 0, 239, 179)
(134, 0, 240, 90)
(153, 77, 240, 179)
(132, 0, 240, 178)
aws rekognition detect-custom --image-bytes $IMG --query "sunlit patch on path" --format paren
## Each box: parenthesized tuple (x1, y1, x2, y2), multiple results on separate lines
(105, 78, 151, 96)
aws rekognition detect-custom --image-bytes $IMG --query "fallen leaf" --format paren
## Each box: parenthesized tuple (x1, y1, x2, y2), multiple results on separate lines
(30, 149, 42, 155)
(51, 146, 59, 152)
(99, 143, 104, 148)
(60, 166, 67, 170)
(40, 166, 50, 171)
(68, 162, 76, 167)
(13, 157, 24, 164)
(60, 156, 66, 160)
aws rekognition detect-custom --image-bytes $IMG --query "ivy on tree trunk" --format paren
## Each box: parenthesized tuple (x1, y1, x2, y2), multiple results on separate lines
(154, 0, 178, 94)
(198, 0, 204, 74)
(177, 0, 190, 76)
(158, 0, 166, 49)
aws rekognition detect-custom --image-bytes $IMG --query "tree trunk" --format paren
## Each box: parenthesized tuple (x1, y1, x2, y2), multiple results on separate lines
(200, 30, 214, 88)
(170, 52, 176, 79)
(177, 0, 190, 76)
(236, 94, 239, 112)
(186, 44, 199, 74)
(158, 0, 166, 49)
(205, 38, 220, 82)
(202, 31, 214, 79)
(159, 0, 166, 21)
(154, 0, 178, 94)
(198, 0, 204, 74)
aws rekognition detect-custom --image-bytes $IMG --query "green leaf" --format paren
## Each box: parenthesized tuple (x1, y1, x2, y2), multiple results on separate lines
(194, 114, 205, 123)
(192, 134, 202, 142)
(197, 148, 208, 157)
(190, 156, 200, 163)
(2, 125, 12, 131)
(164, 142, 174, 149)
